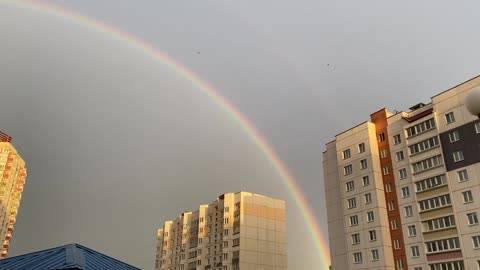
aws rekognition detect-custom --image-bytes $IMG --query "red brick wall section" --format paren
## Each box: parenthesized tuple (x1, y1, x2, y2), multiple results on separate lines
(371, 109, 408, 270)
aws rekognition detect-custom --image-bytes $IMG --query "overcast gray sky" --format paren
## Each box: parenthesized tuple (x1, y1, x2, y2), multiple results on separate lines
(1, 1, 480, 269)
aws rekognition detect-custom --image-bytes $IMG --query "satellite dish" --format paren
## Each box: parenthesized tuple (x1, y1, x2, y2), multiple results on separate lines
(465, 88, 480, 118)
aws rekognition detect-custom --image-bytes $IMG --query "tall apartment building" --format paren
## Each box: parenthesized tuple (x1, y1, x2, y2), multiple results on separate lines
(0, 132, 27, 258)
(155, 192, 287, 270)
(323, 76, 480, 270)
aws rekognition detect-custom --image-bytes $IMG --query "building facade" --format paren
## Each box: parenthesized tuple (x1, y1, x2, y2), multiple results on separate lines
(324, 76, 480, 270)
(0, 132, 27, 258)
(155, 192, 287, 270)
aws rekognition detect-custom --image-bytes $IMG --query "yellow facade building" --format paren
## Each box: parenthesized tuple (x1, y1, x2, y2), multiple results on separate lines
(0, 132, 27, 258)
(155, 192, 288, 270)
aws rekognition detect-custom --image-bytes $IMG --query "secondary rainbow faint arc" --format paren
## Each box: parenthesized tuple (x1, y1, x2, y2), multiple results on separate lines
(7, 0, 330, 268)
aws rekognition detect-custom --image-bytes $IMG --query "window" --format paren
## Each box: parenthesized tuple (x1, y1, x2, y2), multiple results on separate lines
(371, 249, 379, 261)
(233, 238, 240, 247)
(379, 133, 385, 142)
(458, 169, 469, 182)
(411, 246, 420, 257)
(402, 187, 410, 198)
(380, 148, 388, 158)
(362, 176, 370, 186)
(342, 149, 351, 159)
(360, 159, 368, 169)
(351, 233, 360, 245)
(369, 230, 377, 241)
(468, 213, 479, 225)
(388, 200, 395, 211)
(396, 151, 404, 161)
(386, 182, 392, 193)
(412, 155, 443, 174)
(344, 165, 353, 175)
(415, 174, 447, 193)
(358, 143, 365, 153)
(399, 168, 408, 179)
(394, 239, 401, 250)
(391, 219, 398, 230)
(349, 215, 359, 226)
(475, 122, 480, 134)
(418, 194, 451, 212)
(223, 241, 228, 248)
(367, 211, 374, 222)
(405, 206, 413, 217)
(430, 261, 464, 270)
(445, 112, 455, 124)
(462, 190, 473, 203)
(408, 225, 417, 237)
(422, 215, 456, 232)
(364, 193, 372, 204)
(449, 130, 460, 142)
(473, 236, 480, 249)
(409, 136, 440, 155)
(425, 237, 460, 253)
(353, 252, 362, 263)
(406, 118, 436, 137)
(347, 198, 357, 209)
(394, 134, 401, 145)
(346, 181, 355, 191)
(383, 166, 390, 175)
(453, 151, 464, 162)
(396, 259, 404, 270)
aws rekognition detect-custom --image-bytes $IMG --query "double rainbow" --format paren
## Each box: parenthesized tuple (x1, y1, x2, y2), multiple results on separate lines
(5, 0, 330, 268)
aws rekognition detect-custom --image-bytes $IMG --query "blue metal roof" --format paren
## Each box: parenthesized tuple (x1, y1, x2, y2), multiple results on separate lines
(0, 243, 141, 270)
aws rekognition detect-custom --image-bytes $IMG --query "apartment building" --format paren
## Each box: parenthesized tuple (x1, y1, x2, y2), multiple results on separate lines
(0, 132, 27, 258)
(324, 76, 480, 270)
(155, 192, 287, 270)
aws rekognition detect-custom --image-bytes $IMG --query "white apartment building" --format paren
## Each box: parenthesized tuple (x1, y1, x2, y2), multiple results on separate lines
(155, 192, 287, 270)
(324, 75, 480, 270)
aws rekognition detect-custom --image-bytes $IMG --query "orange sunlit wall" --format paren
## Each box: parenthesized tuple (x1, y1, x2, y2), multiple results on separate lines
(371, 109, 408, 270)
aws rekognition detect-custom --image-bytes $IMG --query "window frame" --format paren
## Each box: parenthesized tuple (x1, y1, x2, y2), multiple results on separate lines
(393, 134, 402, 145)
(449, 130, 460, 143)
(445, 112, 455, 124)
(358, 143, 365, 153)
(396, 151, 405, 162)
(458, 169, 469, 182)
(453, 150, 464, 163)
(467, 212, 479, 226)
(367, 211, 374, 222)
(463, 190, 474, 204)
(405, 206, 413, 217)
(362, 176, 370, 186)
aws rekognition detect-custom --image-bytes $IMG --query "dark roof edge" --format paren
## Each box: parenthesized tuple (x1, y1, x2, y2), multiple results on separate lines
(334, 121, 369, 138)
(431, 74, 480, 99)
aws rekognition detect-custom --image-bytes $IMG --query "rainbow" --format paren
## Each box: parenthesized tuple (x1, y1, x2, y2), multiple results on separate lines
(5, 0, 330, 268)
